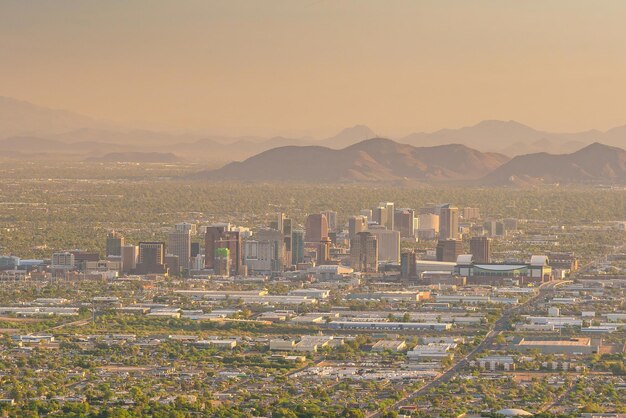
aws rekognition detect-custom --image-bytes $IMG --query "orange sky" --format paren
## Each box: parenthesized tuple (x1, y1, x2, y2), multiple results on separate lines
(2, 0, 626, 137)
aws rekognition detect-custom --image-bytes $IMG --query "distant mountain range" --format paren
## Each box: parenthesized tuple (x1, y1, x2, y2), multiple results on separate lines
(483, 142, 626, 186)
(2, 96, 626, 172)
(195, 139, 626, 186)
(195, 138, 507, 183)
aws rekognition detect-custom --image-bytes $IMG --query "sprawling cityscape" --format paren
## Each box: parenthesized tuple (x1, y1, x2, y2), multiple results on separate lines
(0, 171, 625, 417)
(3, 1, 626, 417)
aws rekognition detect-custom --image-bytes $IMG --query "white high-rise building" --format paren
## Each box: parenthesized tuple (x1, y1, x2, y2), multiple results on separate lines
(369, 226, 400, 263)
(121, 245, 138, 273)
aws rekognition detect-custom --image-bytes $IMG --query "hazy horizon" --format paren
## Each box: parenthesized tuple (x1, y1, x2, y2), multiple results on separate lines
(3, 1, 626, 137)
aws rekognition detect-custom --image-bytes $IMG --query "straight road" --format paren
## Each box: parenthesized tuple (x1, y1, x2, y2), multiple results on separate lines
(371, 280, 567, 417)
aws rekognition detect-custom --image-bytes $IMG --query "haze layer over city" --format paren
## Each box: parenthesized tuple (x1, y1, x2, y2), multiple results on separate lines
(0, 1, 625, 418)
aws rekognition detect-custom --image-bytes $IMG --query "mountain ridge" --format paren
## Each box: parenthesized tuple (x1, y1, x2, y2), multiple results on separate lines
(2, 95, 626, 162)
(483, 142, 626, 186)
(196, 138, 510, 183)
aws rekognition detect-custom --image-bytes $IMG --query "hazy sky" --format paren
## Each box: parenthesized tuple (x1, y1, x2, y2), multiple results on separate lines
(2, 0, 626, 137)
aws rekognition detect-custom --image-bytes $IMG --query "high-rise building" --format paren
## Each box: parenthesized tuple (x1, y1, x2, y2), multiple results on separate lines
(204, 223, 243, 275)
(350, 231, 378, 273)
(269, 212, 285, 232)
(244, 240, 271, 273)
(271, 215, 293, 268)
(305, 214, 329, 244)
(137, 242, 166, 274)
(359, 209, 372, 222)
(174, 222, 197, 235)
(168, 226, 192, 271)
(214, 248, 230, 276)
(106, 231, 125, 257)
(401, 250, 418, 279)
(318, 237, 331, 265)
(462, 207, 481, 220)
(121, 244, 138, 273)
(373, 202, 394, 230)
(439, 205, 459, 240)
(321, 210, 338, 232)
(394, 208, 416, 238)
(417, 213, 439, 240)
(381, 202, 395, 230)
(436, 239, 463, 262)
(470, 236, 491, 263)
(348, 215, 368, 240)
(369, 226, 400, 263)
(291, 229, 305, 266)
(256, 228, 286, 272)
(52, 252, 75, 269)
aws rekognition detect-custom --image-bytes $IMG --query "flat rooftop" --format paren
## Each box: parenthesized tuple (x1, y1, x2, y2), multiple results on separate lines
(518, 338, 591, 346)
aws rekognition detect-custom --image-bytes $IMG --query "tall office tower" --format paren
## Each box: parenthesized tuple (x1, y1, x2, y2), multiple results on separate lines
(470, 236, 491, 263)
(401, 250, 418, 279)
(368, 226, 401, 263)
(439, 205, 459, 240)
(417, 213, 440, 240)
(305, 213, 329, 244)
(291, 229, 305, 266)
(282, 217, 292, 267)
(137, 242, 166, 274)
(174, 222, 197, 235)
(321, 210, 338, 232)
(394, 208, 416, 237)
(106, 231, 125, 257)
(462, 207, 481, 220)
(350, 231, 378, 273)
(121, 244, 138, 273)
(214, 248, 230, 276)
(380, 202, 394, 230)
(373, 202, 394, 230)
(318, 237, 331, 265)
(256, 228, 286, 272)
(359, 209, 372, 222)
(348, 215, 368, 240)
(168, 227, 192, 270)
(269, 212, 285, 232)
(436, 239, 463, 262)
(204, 223, 243, 275)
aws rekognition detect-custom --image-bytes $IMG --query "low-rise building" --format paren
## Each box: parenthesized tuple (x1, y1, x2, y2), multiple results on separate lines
(511, 337, 599, 354)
